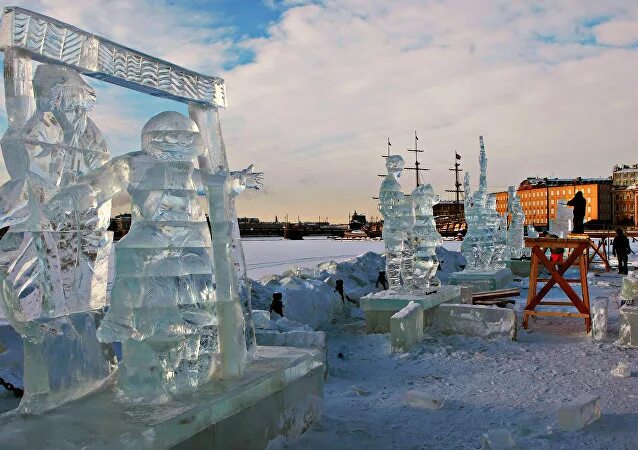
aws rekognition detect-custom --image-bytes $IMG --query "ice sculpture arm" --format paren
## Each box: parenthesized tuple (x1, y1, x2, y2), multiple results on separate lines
(46, 156, 131, 219)
(463, 172, 472, 209)
(0, 179, 29, 228)
(229, 164, 263, 197)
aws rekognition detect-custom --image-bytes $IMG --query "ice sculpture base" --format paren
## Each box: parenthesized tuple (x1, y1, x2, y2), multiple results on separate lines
(360, 286, 461, 333)
(505, 258, 531, 278)
(0, 346, 324, 450)
(447, 268, 513, 293)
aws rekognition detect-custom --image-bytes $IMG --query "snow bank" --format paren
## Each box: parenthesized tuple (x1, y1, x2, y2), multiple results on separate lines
(250, 249, 465, 330)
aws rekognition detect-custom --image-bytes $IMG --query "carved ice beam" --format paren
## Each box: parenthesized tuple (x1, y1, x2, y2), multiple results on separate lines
(0, 6, 227, 107)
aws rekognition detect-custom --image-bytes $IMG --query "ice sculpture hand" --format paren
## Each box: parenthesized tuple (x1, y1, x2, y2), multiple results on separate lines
(230, 164, 263, 196)
(240, 164, 263, 190)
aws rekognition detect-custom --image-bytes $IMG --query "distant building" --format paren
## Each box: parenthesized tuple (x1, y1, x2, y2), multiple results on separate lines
(612, 164, 638, 226)
(493, 177, 612, 228)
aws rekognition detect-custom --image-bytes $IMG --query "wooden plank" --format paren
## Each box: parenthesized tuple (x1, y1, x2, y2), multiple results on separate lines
(472, 288, 520, 301)
(523, 250, 539, 330)
(537, 278, 581, 283)
(523, 310, 590, 319)
(537, 301, 575, 306)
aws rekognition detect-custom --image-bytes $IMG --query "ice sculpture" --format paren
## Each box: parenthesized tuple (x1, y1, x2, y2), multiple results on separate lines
(0, 58, 116, 413)
(0, 6, 262, 410)
(49, 111, 261, 401)
(505, 186, 525, 259)
(552, 200, 572, 238)
(378, 155, 414, 290)
(411, 183, 442, 289)
(460, 136, 497, 272)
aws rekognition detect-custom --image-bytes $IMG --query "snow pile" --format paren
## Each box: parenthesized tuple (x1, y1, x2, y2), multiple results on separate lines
(251, 276, 342, 330)
(436, 246, 467, 283)
(250, 249, 466, 330)
(251, 252, 389, 330)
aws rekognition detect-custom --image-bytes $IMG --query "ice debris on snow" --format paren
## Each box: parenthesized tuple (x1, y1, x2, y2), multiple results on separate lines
(591, 298, 608, 341)
(480, 428, 516, 449)
(401, 390, 445, 410)
(610, 362, 630, 378)
(556, 394, 602, 431)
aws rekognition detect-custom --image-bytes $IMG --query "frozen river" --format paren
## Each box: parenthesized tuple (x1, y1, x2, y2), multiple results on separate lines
(242, 237, 462, 279)
(242, 237, 385, 279)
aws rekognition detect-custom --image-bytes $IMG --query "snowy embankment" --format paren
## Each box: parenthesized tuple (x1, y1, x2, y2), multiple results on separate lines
(250, 247, 465, 330)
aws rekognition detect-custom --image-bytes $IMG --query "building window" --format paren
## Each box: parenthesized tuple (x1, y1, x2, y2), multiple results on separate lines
(587, 206, 591, 213)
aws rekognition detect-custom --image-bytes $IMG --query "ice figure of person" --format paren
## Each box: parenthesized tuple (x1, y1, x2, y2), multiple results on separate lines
(411, 183, 442, 289)
(505, 186, 525, 259)
(378, 155, 414, 290)
(49, 111, 261, 402)
(0, 63, 115, 413)
(487, 194, 507, 270)
(461, 136, 496, 272)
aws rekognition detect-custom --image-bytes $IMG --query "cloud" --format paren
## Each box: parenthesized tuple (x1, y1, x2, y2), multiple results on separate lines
(594, 20, 638, 46)
(219, 0, 638, 222)
(1, 0, 638, 224)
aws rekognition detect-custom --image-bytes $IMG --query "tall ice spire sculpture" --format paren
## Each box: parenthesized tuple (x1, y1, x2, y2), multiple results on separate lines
(449, 136, 513, 292)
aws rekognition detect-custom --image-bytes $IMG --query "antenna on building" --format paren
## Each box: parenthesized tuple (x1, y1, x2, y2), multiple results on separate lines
(404, 131, 428, 188)
(445, 151, 464, 215)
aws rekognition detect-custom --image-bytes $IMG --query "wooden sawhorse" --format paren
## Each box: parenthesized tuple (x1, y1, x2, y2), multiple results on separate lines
(571, 233, 611, 272)
(522, 237, 591, 333)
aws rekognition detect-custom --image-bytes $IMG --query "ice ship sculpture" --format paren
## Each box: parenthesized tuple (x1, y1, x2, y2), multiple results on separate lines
(410, 183, 442, 289)
(460, 136, 497, 272)
(0, 6, 259, 408)
(0, 59, 116, 413)
(505, 186, 525, 259)
(378, 155, 415, 290)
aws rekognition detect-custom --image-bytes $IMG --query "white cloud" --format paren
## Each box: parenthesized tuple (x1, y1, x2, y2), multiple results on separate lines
(220, 0, 638, 222)
(594, 20, 638, 46)
(2, 1, 638, 223)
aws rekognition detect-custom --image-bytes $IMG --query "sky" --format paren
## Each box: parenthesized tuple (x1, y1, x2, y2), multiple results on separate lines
(1, 0, 638, 224)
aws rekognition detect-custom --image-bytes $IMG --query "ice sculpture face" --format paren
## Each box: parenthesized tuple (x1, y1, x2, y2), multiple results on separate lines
(142, 111, 205, 160)
(411, 183, 442, 289)
(460, 136, 500, 272)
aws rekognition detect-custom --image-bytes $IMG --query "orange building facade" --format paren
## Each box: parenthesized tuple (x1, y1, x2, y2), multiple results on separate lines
(493, 178, 612, 227)
(612, 165, 638, 226)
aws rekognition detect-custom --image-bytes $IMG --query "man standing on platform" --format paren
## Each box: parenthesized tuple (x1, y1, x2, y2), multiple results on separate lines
(567, 191, 586, 233)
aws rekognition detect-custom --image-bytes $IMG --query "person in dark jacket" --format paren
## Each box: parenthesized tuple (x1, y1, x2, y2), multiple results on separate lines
(269, 292, 284, 318)
(567, 191, 586, 234)
(335, 279, 358, 305)
(375, 271, 389, 290)
(613, 228, 631, 275)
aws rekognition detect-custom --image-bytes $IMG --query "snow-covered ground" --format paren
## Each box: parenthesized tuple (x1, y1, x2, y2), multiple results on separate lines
(276, 242, 638, 450)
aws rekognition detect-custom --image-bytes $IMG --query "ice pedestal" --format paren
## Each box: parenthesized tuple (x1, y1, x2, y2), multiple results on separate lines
(447, 268, 513, 293)
(616, 305, 638, 347)
(430, 304, 517, 340)
(390, 301, 423, 353)
(0, 346, 323, 450)
(359, 286, 461, 333)
(504, 258, 531, 278)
